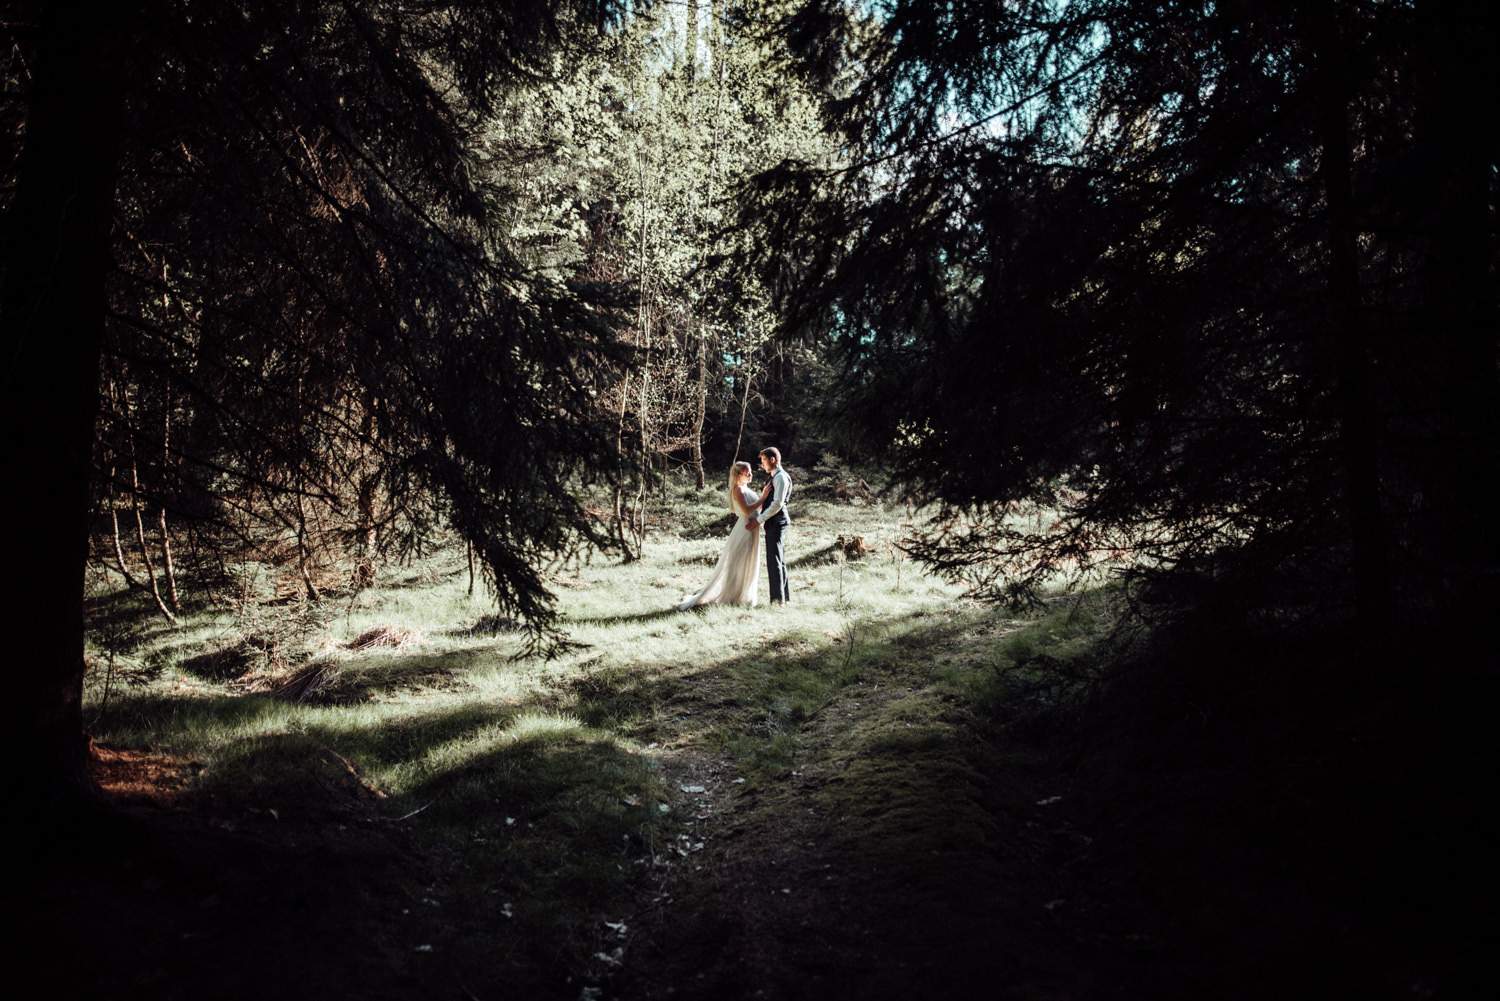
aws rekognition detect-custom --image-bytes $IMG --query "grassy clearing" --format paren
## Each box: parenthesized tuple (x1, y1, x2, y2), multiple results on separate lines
(82, 474, 1111, 997)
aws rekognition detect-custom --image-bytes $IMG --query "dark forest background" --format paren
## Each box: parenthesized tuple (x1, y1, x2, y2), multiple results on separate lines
(3, 2, 1495, 989)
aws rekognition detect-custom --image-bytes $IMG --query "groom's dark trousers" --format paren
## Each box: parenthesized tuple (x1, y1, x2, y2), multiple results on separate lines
(763, 506, 789, 603)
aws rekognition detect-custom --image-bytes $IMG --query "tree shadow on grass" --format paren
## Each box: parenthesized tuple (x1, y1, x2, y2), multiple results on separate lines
(790, 542, 840, 569)
(84, 591, 194, 655)
(387, 733, 670, 999)
(92, 603, 985, 800)
(320, 646, 502, 698)
(444, 611, 526, 639)
(41, 704, 675, 1001)
(82, 586, 155, 631)
(678, 512, 737, 540)
(25, 793, 447, 1001)
(562, 607, 681, 627)
(92, 688, 619, 802)
(89, 591, 1476, 1001)
(80, 683, 677, 999)
(547, 607, 998, 758)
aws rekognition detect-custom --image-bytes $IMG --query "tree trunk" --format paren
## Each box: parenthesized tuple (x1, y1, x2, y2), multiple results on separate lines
(466, 537, 476, 596)
(691, 6, 729, 487)
(1416, 0, 1500, 620)
(734, 360, 755, 463)
(691, 313, 707, 489)
(158, 507, 180, 613)
(612, 369, 638, 560)
(109, 498, 141, 589)
(1, 4, 126, 810)
(295, 491, 320, 603)
(682, 0, 698, 88)
(158, 395, 179, 611)
(356, 393, 380, 557)
(131, 450, 178, 624)
(1315, 9, 1388, 640)
(633, 155, 653, 552)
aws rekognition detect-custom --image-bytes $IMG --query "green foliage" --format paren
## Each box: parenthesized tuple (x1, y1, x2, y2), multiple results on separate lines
(2, 2, 638, 651)
(481, 0, 846, 521)
(739, 0, 1500, 630)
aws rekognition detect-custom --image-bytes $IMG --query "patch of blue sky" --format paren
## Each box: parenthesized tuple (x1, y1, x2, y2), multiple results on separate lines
(878, 1, 1117, 157)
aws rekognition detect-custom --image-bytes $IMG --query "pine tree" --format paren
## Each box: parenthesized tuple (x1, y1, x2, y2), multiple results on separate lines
(742, 0, 1497, 630)
(1, 0, 625, 807)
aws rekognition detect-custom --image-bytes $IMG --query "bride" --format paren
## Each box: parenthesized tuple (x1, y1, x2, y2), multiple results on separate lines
(678, 461, 761, 610)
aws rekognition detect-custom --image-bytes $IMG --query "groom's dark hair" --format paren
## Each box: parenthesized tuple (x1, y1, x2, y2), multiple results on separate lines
(759, 447, 781, 465)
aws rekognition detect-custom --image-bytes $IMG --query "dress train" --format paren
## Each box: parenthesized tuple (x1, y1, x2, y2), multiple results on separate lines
(679, 485, 761, 610)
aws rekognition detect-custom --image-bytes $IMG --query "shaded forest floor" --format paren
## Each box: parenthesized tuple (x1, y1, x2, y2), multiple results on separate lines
(25, 490, 1496, 1000)
(33, 634, 1494, 1000)
(612, 636, 1497, 1001)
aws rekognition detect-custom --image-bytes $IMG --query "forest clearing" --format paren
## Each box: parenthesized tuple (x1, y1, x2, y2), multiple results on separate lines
(21, 476, 1483, 1000)
(5, 2, 1494, 998)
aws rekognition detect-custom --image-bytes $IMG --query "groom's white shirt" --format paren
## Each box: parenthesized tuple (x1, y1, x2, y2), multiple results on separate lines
(756, 466, 791, 524)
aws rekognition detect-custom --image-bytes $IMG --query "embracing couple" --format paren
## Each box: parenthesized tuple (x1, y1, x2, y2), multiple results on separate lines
(677, 447, 791, 611)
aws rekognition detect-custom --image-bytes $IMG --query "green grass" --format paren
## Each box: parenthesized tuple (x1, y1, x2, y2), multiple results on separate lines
(82, 475, 1109, 998)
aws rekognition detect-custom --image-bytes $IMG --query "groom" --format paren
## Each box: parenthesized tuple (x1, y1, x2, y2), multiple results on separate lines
(747, 446, 792, 603)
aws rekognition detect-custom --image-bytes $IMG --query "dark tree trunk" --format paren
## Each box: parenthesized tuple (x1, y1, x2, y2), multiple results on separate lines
(356, 394, 380, 557)
(1314, 9, 1389, 639)
(295, 491, 320, 603)
(1417, 0, 1500, 621)
(0, 5, 125, 809)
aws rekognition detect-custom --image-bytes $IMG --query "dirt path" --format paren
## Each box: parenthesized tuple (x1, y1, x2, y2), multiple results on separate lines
(606, 647, 1486, 1001)
(613, 667, 1101, 1001)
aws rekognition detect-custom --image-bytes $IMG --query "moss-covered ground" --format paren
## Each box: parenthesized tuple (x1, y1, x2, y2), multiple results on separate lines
(27, 472, 1488, 999)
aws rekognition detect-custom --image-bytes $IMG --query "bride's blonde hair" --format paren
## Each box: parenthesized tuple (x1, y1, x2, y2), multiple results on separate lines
(728, 461, 753, 512)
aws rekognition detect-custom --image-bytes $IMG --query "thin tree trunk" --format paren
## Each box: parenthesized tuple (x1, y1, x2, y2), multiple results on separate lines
(1316, 9, 1387, 641)
(691, 313, 706, 489)
(158, 507, 180, 612)
(681, 1, 704, 491)
(357, 394, 379, 557)
(633, 150, 653, 552)
(689, 6, 730, 487)
(104, 381, 141, 588)
(734, 359, 755, 462)
(130, 451, 178, 625)
(612, 369, 637, 560)
(159, 385, 179, 611)
(683, 0, 698, 85)
(295, 490, 320, 603)
(634, 358, 650, 550)
(109, 492, 140, 589)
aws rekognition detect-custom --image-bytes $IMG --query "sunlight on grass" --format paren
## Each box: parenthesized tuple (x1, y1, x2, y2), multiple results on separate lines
(507, 710, 585, 741)
(83, 471, 1106, 998)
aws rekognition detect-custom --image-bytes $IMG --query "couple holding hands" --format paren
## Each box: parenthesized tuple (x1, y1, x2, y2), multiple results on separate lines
(678, 447, 791, 611)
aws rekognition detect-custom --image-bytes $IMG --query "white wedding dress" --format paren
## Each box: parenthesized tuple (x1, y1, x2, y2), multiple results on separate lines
(678, 485, 761, 610)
